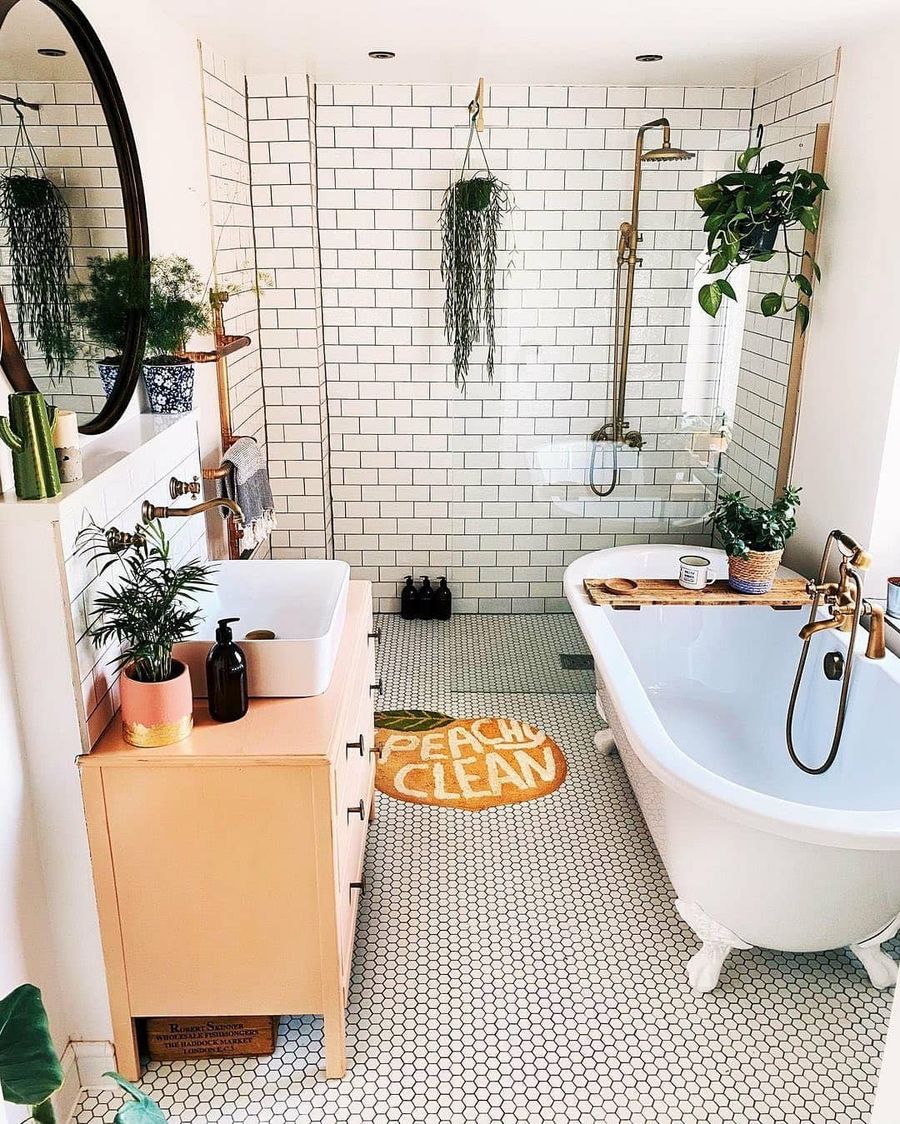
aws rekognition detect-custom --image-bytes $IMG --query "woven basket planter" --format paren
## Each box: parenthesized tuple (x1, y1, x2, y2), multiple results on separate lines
(727, 549, 783, 595)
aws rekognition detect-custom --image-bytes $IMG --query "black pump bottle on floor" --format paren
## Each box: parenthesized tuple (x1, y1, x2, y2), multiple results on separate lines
(418, 576, 435, 620)
(206, 617, 249, 722)
(435, 577, 452, 620)
(400, 576, 419, 620)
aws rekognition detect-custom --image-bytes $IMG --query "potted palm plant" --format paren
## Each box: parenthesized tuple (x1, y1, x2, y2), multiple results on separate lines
(71, 254, 149, 395)
(142, 255, 210, 413)
(0, 983, 167, 1122)
(708, 486, 801, 594)
(78, 519, 217, 747)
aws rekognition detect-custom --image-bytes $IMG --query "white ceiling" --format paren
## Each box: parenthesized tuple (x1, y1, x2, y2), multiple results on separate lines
(0, 1, 89, 82)
(159, 0, 896, 86)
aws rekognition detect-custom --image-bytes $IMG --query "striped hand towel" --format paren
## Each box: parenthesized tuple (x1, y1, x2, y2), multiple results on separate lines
(217, 437, 276, 551)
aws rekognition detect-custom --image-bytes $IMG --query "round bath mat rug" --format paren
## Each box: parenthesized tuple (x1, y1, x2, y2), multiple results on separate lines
(374, 710, 567, 811)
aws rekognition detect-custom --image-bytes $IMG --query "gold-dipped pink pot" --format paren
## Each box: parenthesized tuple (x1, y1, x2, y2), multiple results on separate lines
(120, 660, 193, 747)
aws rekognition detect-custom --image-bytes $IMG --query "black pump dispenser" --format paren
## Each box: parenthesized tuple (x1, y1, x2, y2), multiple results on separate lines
(418, 576, 434, 620)
(435, 577, 452, 620)
(400, 576, 419, 620)
(206, 617, 249, 722)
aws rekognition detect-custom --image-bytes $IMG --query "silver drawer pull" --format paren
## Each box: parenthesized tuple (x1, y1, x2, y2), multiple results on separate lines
(370, 744, 382, 760)
(350, 877, 366, 897)
(368, 627, 381, 643)
(370, 678, 383, 696)
(346, 734, 366, 759)
(347, 800, 365, 821)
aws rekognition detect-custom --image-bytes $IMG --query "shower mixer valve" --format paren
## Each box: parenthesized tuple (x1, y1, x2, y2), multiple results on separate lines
(591, 421, 645, 450)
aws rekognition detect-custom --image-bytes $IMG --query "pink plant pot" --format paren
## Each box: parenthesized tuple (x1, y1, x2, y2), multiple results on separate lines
(120, 659, 193, 747)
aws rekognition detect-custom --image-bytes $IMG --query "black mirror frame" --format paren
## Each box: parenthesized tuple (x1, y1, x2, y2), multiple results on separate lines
(0, 0, 149, 435)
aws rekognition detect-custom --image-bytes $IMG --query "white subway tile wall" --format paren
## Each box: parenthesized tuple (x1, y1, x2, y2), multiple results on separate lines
(720, 52, 837, 504)
(314, 80, 752, 611)
(202, 57, 837, 612)
(0, 80, 126, 416)
(200, 48, 267, 453)
(246, 75, 334, 560)
(59, 418, 205, 746)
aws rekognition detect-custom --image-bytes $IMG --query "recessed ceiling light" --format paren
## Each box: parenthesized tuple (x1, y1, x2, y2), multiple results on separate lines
(368, 50, 395, 60)
(38, 47, 67, 57)
(635, 53, 663, 62)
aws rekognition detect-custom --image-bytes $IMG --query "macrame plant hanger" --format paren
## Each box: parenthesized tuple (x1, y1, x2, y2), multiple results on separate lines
(440, 77, 511, 391)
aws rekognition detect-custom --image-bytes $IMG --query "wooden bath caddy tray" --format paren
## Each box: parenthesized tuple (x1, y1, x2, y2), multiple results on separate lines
(583, 577, 811, 609)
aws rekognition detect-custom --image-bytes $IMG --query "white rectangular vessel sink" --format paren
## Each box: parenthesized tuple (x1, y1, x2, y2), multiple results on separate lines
(175, 559, 351, 698)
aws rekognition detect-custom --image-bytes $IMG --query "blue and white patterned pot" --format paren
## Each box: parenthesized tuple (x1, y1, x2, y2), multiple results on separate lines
(141, 361, 195, 413)
(97, 362, 119, 397)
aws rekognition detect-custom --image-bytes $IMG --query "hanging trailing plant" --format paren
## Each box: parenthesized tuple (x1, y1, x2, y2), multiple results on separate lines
(693, 135, 828, 333)
(0, 109, 75, 380)
(440, 108, 511, 390)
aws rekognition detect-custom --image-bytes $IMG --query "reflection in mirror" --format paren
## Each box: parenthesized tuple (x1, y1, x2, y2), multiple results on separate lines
(0, 0, 126, 423)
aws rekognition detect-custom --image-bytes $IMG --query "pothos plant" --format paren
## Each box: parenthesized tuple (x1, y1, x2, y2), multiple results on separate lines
(0, 984, 167, 1123)
(694, 143, 828, 333)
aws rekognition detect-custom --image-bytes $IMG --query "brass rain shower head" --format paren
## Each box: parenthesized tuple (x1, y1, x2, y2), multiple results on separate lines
(641, 142, 695, 162)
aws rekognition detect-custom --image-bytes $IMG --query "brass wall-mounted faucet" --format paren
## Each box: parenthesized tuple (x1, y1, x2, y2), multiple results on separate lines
(141, 497, 244, 523)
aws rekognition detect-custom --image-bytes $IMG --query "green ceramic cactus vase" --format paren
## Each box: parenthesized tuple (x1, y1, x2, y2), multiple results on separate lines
(0, 392, 61, 500)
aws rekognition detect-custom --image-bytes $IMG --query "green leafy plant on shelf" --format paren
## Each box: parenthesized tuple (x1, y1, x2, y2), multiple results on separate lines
(693, 143, 828, 333)
(145, 255, 210, 363)
(707, 486, 802, 559)
(71, 254, 150, 362)
(0, 984, 166, 1123)
(77, 519, 217, 683)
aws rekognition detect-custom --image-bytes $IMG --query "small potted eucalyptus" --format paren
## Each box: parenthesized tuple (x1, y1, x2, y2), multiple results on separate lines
(142, 255, 210, 413)
(78, 519, 217, 747)
(71, 254, 149, 395)
(708, 486, 801, 594)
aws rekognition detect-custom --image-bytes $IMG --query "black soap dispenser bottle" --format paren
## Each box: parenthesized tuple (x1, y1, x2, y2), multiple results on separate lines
(206, 617, 249, 722)
(435, 577, 452, 620)
(400, 576, 419, 620)
(418, 576, 434, 620)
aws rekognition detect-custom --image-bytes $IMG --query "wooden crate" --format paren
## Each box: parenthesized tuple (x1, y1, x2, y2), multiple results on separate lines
(146, 1016, 279, 1061)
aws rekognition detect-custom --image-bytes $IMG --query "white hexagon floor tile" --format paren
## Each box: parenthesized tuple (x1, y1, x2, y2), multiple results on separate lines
(72, 613, 891, 1124)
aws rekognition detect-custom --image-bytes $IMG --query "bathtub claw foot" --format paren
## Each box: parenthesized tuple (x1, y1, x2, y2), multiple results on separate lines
(676, 899, 753, 994)
(851, 944, 899, 989)
(850, 913, 900, 989)
(594, 728, 617, 756)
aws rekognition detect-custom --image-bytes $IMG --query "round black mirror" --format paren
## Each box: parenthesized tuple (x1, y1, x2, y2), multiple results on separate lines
(0, 0, 149, 434)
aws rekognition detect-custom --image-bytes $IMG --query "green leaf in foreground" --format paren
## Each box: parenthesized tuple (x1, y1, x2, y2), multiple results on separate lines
(760, 291, 782, 317)
(698, 282, 722, 318)
(795, 302, 810, 333)
(375, 709, 455, 732)
(716, 278, 737, 301)
(106, 1073, 168, 1124)
(0, 985, 64, 1111)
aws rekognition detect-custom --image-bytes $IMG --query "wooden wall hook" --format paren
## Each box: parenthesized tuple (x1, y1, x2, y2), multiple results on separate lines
(468, 77, 485, 132)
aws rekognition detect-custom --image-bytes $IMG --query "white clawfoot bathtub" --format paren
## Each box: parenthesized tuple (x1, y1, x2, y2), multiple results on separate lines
(565, 544, 900, 993)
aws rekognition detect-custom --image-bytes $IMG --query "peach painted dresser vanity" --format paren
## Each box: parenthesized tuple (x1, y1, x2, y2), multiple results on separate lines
(78, 582, 378, 1080)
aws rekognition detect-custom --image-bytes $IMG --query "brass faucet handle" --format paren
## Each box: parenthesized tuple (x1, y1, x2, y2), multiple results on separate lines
(169, 475, 201, 501)
(105, 526, 146, 553)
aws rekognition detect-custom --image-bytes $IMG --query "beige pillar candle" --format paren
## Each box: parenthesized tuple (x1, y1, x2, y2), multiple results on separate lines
(52, 410, 83, 483)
